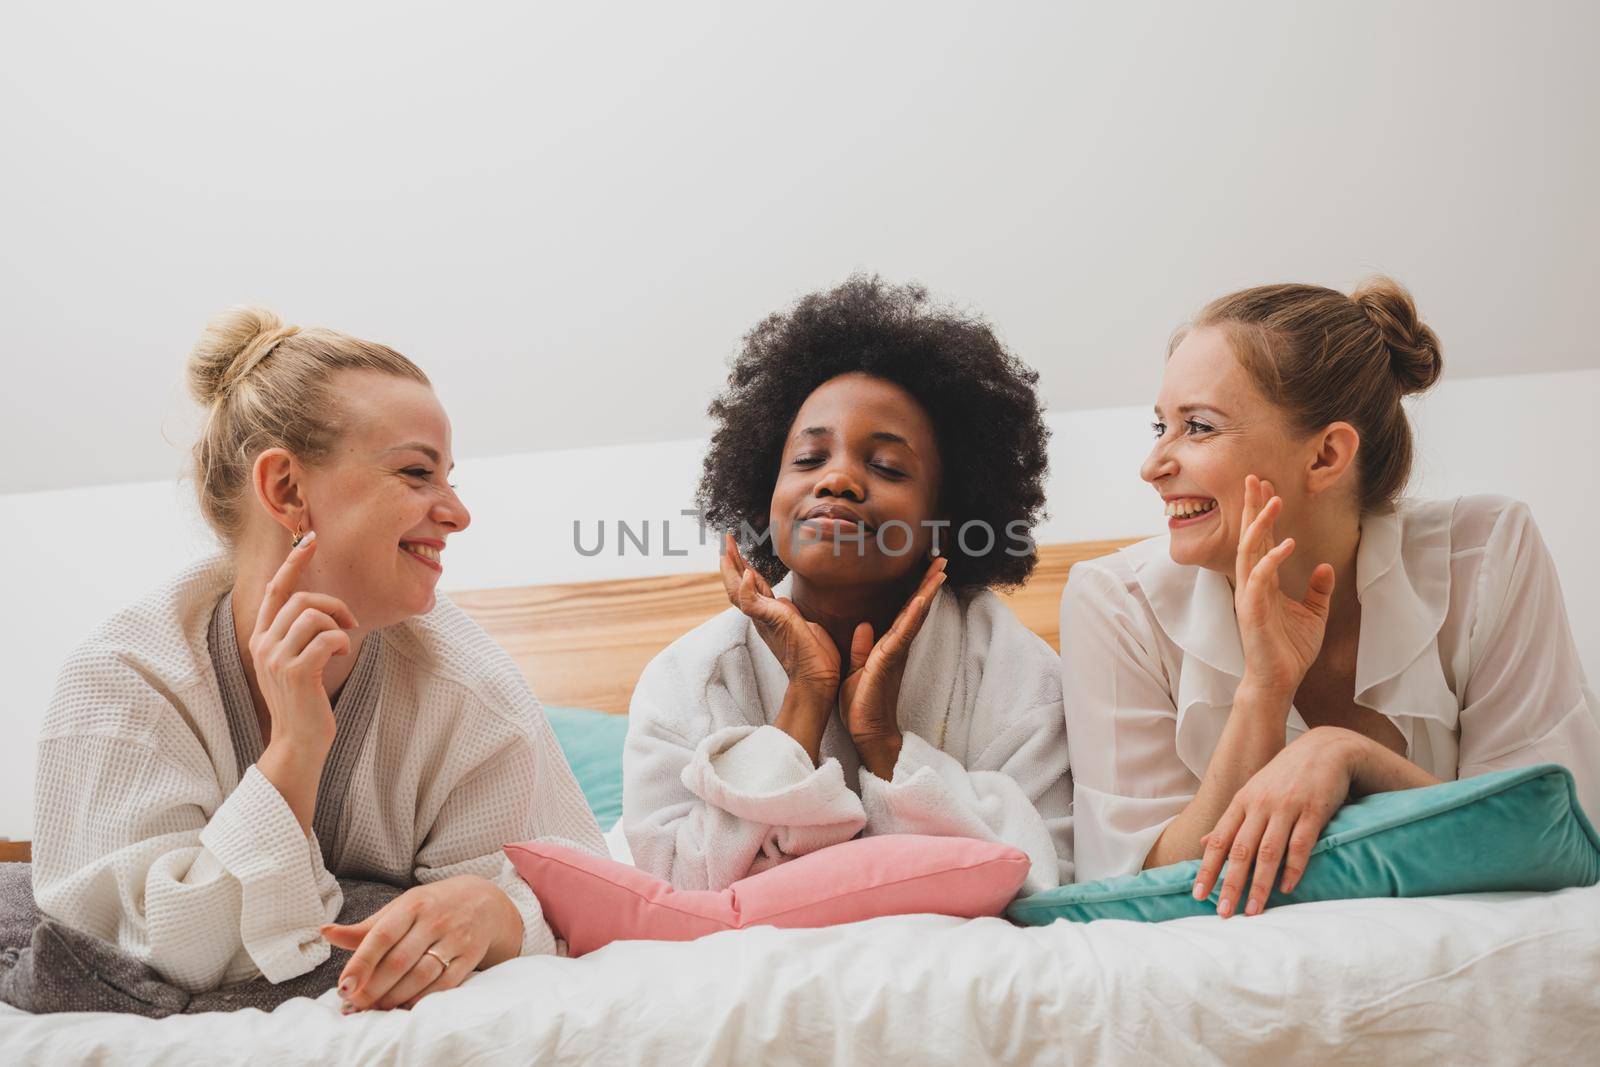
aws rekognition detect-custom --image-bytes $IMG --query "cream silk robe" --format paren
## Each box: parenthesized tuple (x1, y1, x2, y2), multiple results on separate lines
(1063, 495, 1600, 882)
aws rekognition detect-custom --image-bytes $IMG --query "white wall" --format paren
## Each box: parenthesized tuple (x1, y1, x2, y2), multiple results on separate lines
(3, 1, 1598, 493)
(3, 2, 1596, 840)
(2, 368, 1595, 838)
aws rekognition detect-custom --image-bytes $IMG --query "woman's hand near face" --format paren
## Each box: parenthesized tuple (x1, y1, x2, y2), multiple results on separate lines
(1142, 477, 1336, 870)
(840, 556, 947, 779)
(719, 534, 841, 760)
(250, 532, 359, 831)
(719, 533, 841, 688)
(322, 874, 522, 1013)
(1233, 474, 1336, 705)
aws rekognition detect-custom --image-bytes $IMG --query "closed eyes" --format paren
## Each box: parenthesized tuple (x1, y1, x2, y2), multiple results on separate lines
(403, 467, 459, 490)
(792, 455, 904, 478)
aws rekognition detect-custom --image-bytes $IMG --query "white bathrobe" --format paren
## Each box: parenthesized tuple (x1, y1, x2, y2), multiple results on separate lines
(31, 553, 604, 993)
(623, 579, 1072, 894)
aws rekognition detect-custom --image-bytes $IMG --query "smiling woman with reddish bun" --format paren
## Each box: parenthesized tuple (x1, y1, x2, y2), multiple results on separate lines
(622, 275, 1073, 895)
(1062, 276, 1600, 917)
(30, 308, 602, 1012)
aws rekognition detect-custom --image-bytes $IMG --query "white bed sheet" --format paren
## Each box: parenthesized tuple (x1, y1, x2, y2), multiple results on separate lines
(3, 884, 1597, 1066)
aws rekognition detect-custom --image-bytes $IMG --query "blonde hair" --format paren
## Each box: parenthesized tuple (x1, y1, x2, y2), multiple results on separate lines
(1175, 276, 1443, 511)
(186, 307, 429, 544)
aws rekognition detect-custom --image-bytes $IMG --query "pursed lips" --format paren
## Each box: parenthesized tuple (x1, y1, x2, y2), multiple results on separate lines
(801, 504, 873, 530)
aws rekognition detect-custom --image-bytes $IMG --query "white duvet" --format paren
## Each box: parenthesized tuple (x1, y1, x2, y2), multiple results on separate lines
(3, 881, 1597, 1066)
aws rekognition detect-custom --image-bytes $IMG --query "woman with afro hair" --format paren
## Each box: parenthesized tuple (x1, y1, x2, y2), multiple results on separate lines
(621, 275, 1072, 893)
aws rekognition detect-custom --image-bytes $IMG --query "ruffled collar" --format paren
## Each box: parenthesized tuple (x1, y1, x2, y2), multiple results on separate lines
(1123, 498, 1458, 767)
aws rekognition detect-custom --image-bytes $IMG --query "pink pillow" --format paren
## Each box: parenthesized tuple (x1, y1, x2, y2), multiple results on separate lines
(503, 834, 1030, 956)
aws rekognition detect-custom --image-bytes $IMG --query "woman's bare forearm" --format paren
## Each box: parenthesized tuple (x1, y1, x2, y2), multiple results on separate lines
(256, 739, 328, 833)
(1343, 729, 1439, 796)
(1142, 681, 1290, 868)
(773, 682, 836, 765)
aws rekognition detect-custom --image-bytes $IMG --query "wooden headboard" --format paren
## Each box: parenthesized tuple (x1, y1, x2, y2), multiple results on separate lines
(450, 538, 1136, 715)
(0, 538, 1136, 864)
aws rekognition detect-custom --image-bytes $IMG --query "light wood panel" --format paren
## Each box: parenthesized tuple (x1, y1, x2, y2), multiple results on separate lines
(450, 538, 1137, 715)
(994, 538, 1137, 651)
(6, 539, 1138, 859)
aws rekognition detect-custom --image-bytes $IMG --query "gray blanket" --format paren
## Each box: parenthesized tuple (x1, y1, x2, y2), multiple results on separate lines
(0, 862, 404, 1016)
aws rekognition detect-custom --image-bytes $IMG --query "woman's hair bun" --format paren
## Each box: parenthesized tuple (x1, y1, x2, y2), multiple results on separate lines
(1351, 276, 1443, 396)
(186, 306, 299, 406)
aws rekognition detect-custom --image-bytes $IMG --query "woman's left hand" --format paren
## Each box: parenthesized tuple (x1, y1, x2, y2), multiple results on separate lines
(840, 556, 947, 777)
(1192, 727, 1363, 919)
(322, 874, 523, 1012)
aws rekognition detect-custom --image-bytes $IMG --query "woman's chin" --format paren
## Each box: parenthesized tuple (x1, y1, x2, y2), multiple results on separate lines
(1166, 535, 1231, 574)
(407, 587, 438, 618)
(370, 586, 436, 627)
(786, 546, 906, 587)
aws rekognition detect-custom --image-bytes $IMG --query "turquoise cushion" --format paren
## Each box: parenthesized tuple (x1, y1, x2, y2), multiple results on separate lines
(543, 705, 629, 832)
(1009, 763, 1600, 926)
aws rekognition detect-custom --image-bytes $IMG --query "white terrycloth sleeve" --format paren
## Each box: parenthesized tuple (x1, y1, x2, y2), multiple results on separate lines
(1059, 562, 1198, 883)
(1457, 501, 1600, 825)
(32, 653, 341, 992)
(853, 590, 1073, 894)
(857, 726, 1068, 895)
(412, 704, 606, 958)
(623, 652, 867, 890)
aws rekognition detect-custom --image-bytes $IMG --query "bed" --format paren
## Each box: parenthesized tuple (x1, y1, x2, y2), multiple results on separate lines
(4, 540, 1598, 1065)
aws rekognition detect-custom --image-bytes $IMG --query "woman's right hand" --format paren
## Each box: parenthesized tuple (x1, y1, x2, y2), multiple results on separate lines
(1233, 475, 1335, 701)
(718, 533, 840, 692)
(250, 531, 359, 755)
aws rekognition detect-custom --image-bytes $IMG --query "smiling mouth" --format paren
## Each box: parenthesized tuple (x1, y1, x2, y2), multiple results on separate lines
(400, 542, 443, 570)
(1164, 498, 1218, 520)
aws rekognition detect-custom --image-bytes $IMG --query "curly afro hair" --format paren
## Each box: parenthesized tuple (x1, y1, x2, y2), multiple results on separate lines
(696, 274, 1050, 593)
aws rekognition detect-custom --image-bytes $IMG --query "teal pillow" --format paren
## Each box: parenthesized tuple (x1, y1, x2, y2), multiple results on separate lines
(1009, 763, 1600, 926)
(543, 705, 629, 832)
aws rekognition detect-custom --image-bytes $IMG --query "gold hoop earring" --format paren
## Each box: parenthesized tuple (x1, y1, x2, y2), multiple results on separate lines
(291, 525, 305, 548)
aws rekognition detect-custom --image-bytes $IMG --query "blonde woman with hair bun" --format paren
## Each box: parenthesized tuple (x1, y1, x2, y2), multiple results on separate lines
(1063, 276, 1600, 918)
(29, 308, 603, 1011)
